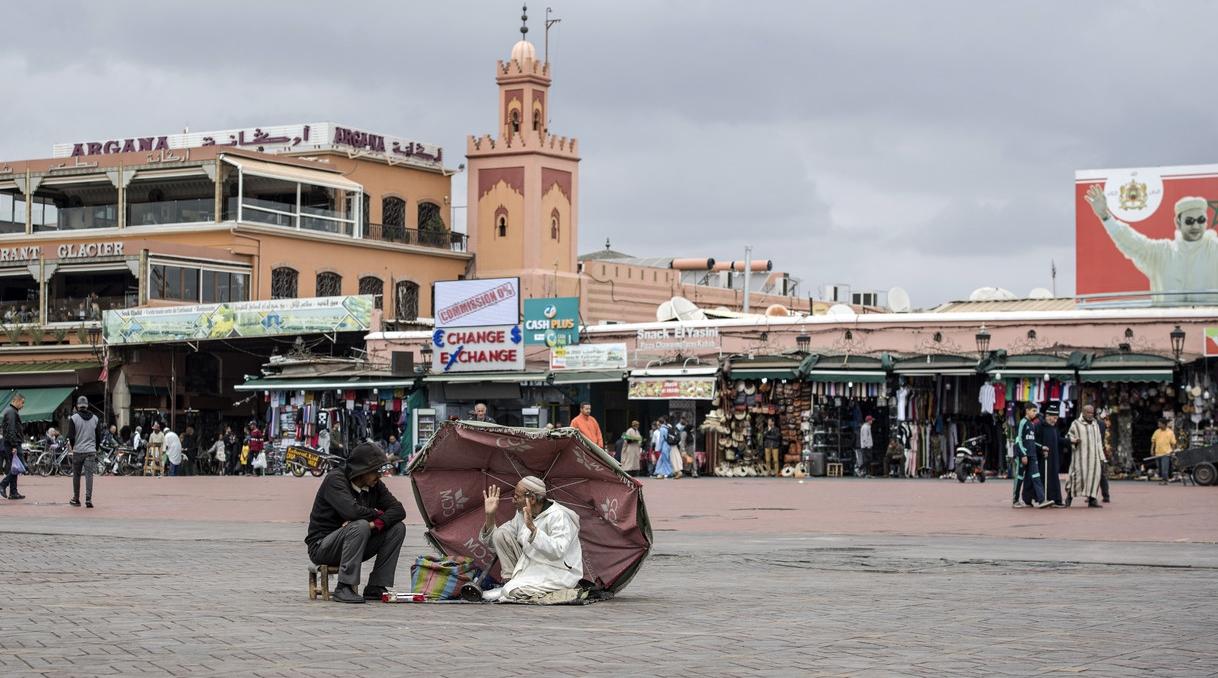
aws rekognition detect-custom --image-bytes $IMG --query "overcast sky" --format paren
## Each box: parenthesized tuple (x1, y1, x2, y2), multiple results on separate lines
(4, 1, 1216, 308)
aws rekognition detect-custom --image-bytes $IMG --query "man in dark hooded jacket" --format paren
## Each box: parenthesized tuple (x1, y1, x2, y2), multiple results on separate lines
(305, 442, 406, 603)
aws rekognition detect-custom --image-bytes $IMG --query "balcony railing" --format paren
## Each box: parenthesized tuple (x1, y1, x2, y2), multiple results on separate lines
(48, 294, 132, 324)
(363, 223, 468, 252)
(128, 198, 215, 227)
(34, 204, 118, 232)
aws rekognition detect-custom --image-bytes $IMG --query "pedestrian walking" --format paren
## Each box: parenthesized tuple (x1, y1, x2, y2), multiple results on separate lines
(1150, 418, 1177, 484)
(1013, 403, 1051, 508)
(652, 417, 674, 478)
(570, 402, 604, 449)
(1040, 404, 1065, 506)
(147, 423, 165, 476)
(620, 420, 643, 475)
(763, 417, 783, 477)
(246, 421, 264, 475)
(856, 416, 874, 478)
(0, 392, 26, 500)
(223, 425, 239, 476)
(67, 396, 102, 508)
(1066, 404, 1105, 508)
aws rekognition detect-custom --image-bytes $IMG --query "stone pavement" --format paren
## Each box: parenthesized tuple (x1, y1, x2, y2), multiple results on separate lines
(1, 477, 1216, 677)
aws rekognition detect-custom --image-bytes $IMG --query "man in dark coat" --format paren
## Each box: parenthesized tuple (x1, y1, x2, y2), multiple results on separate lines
(0, 392, 26, 500)
(1039, 403, 1065, 506)
(305, 442, 406, 603)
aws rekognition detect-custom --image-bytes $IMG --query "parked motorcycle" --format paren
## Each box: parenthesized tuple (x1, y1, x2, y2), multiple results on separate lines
(954, 434, 987, 483)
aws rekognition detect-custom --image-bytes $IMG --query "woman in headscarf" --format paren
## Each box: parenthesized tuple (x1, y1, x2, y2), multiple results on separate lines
(620, 420, 642, 476)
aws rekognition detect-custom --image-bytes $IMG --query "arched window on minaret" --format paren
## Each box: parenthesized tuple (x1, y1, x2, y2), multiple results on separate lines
(533, 109, 542, 132)
(497, 216, 508, 237)
(510, 110, 521, 134)
(550, 208, 560, 241)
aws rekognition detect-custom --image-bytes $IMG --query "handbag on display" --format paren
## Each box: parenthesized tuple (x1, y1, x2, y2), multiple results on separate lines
(409, 555, 481, 600)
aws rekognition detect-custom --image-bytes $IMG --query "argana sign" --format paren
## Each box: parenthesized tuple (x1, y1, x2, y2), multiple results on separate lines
(432, 277, 520, 328)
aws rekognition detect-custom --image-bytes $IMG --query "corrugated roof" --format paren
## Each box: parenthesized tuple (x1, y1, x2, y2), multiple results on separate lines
(933, 298, 1078, 313)
(0, 361, 98, 374)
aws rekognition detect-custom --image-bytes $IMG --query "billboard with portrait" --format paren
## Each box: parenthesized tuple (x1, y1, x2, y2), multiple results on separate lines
(1075, 164, 1218, 304)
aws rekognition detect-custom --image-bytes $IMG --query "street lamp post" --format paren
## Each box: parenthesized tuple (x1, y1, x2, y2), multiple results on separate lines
(975, 325, 991, 361)
(1170, 325, 1186, 363)
(86, 325, 107, 425)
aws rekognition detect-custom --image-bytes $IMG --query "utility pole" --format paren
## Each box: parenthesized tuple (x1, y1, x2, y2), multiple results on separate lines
(1051, 259, 1058, 297)
(545, 7, 561, 64)
(743, 245, 752, 315)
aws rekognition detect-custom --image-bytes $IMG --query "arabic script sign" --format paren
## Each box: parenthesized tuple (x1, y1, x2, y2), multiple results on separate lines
(53, 122, 444, 167)
(103, 295, 374, 345)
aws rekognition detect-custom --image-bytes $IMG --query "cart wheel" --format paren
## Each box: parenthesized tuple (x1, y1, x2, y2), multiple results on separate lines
(978, 473, 986, 483)
(956, 469, 967, 483)
(310, 468, 325, 478)
(1193, 462, 1216, 487)
(290, 464, 306, 478)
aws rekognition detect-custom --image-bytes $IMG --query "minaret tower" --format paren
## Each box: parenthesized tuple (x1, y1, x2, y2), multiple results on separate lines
(466, 5, 581, 298)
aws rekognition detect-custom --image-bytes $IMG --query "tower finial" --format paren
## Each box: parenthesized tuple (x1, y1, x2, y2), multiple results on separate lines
(520, 4, 529, 39)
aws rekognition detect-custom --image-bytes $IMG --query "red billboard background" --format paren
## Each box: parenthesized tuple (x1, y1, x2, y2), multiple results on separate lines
(1075, 165, 1218, 296)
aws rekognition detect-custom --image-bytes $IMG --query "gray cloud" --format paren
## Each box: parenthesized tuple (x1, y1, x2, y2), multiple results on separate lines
(2, 0, 1215, 307)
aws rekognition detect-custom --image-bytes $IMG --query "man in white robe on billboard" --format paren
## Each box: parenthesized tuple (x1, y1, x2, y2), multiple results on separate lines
(1084, 185, 1218, 303)
(479, 476, 583, 602)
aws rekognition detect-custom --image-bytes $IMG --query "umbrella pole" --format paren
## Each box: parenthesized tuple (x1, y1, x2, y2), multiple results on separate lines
(460, 555, 499, 602)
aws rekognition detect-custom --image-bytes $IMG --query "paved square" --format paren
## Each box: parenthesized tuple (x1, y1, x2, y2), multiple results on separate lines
(1, 476, 1216, 677)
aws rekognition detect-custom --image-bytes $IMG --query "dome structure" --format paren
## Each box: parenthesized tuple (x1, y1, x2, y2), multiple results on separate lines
(510, 40, 536, 63)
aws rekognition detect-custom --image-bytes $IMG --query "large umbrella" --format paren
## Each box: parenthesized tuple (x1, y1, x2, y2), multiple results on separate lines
(408, 420, 653, 594)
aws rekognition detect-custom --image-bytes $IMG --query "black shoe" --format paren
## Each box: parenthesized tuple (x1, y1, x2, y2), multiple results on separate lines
(332, 584, 365, 604)
(0, 487, 7, 499)
(1087, 498, 1102, 508)
(69, 498, 81, 507)
(85, 501, 93, 509)
(1102, 497, 1110, 503)
(362, 585, 387, 601)
(9, 492, 24, 500)
(1065, 496, 1073, 507)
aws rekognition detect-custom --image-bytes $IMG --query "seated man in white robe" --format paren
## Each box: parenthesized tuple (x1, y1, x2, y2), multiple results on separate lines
(479, 476, 583, 602)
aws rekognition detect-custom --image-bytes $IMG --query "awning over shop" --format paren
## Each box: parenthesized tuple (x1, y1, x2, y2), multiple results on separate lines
(1079, 353, 1176, 384)
(726, 355, 801, 381)
(0, 361, 100, 388)
(0, 390, 13, 411)
(800, 354, 887, 383)
(223, 156, 363, 192)
(424, 371, 549, 384)
(893, 354, 980, 376)
(550, 370, 626, 384)
(984, 353, 1075, 379)
(16, 386, 75, 422)
(629, 366, 718, 378)
(729, 369, 798, 380)
(236, 376, 416, 392)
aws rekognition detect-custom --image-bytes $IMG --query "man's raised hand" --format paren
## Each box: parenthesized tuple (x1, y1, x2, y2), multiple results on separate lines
(483, 484, 501, 516)
(1085, 184, 1110, 221)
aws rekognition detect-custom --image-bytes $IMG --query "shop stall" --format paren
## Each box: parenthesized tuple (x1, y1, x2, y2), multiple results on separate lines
(802, 354, 889, 477)
(1077, 352, 1179, 475)
(627, 364, 717, 475)
(891, 354, 988, 478)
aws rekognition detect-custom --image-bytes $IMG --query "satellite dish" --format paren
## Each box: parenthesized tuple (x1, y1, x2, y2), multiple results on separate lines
(827, 303, 856, 317)
(1028, 287, 1053, 299)
(764, 304, 790, 317)
(656, 296, 706, 322)
(887, 287, 911, 313)
(968, 286, 1017, 302)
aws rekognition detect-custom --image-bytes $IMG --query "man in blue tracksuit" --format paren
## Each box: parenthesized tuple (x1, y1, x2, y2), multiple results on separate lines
(1013, 403, 1051, 508)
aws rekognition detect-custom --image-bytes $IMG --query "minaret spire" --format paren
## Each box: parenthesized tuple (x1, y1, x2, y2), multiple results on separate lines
(520, 4, 529, 39)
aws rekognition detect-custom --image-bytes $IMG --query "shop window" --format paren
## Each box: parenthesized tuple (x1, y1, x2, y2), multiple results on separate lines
(316, 271, 342, 297)
(201, 270, 251, 304)
(359, 276, 384, 310)
(149, 264, 201, 302)
(271, 267, 298, 300)
(395, 280, 419, 321)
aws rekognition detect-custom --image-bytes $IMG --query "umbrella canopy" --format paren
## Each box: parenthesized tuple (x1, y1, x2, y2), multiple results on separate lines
(408, 421, 653, 594)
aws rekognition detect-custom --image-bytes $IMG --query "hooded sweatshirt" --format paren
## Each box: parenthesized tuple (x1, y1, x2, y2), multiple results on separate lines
(68, 409, 101, 455)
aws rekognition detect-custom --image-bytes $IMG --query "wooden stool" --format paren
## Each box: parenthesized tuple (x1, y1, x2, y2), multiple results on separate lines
(308, 564, 332, 601)
(826, 462, 843, 478)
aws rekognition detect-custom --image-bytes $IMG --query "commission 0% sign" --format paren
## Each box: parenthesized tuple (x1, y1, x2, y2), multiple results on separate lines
(432, 325, 525, 373)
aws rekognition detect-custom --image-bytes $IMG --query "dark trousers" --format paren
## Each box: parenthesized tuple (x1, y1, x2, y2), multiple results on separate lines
(308, 521, 406, 588)
(1013, 453, 1046, 504)
(1158, 456, 1171, 480)
(0, 442, 17, 495)
(1100, 462, 1110, 501)
(71, 453, 96, 501)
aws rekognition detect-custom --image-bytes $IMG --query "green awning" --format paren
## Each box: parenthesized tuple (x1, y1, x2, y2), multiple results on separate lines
(16, 386, 75, 422)
(730, 369, 799, 380)
(1079, 370, 1173, 384)
(424, 371, 549, 384)
(0, 361, 98, 374)
(0, 390, 13, 411)
(805, 370, 887, 384)
(550, 370, 626, 384)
